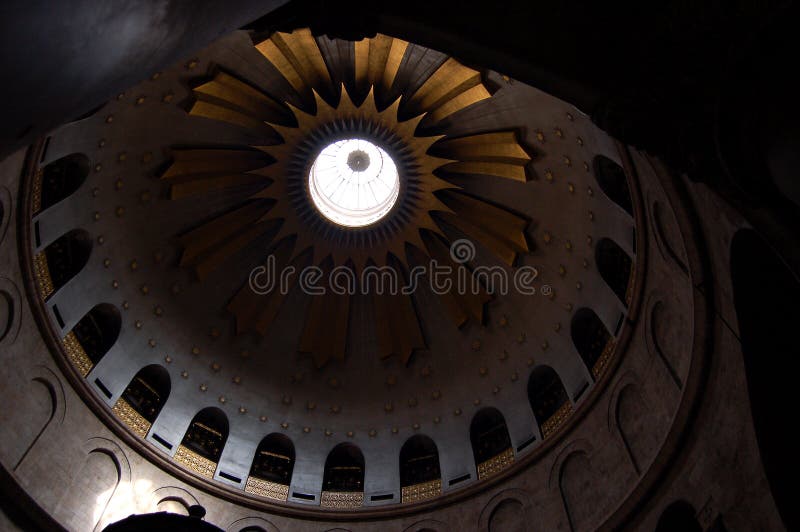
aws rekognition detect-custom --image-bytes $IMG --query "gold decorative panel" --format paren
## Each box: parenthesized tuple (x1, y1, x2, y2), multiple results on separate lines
(33, 252, 54, 299)
(112, 398, 151, 438)
(477, 447, 515, 480)
(62, 331, 93, 377)
(401, 479, 441, 503)
(320, 490, 364, 509)
(245, 476, 289, 501)
(592, 338, 616, 379)
(31, 168, 43, 214)
(542, 401, 573, 438)
(174, 445, 218, 478)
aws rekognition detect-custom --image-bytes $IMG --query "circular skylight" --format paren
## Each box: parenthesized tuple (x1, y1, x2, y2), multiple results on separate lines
(308, 138, 400, 227)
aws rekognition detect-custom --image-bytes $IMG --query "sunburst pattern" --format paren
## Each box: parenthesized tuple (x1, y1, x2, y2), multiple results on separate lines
(162, 29, 534, 367)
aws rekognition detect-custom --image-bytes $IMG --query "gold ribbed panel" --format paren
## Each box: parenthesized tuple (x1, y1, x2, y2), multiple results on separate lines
(32, 168, 43, 213)
(62, 331, 93, 377)
(477, 447, 515, 480)
(320, 491, 364, 509)
(112, 398, 151, 438)
(174, 445, 217, 478)
(542, 401, 573, 438)
(401, 479, 441, 503)
(33, 252, 54, 299)
(245, 476, 289, 501)
(592, 338, 616, 379)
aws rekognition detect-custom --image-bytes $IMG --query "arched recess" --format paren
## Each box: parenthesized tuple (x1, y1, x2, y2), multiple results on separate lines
(37, 153, 91, 212)
(399, 434, 441, 503)
(321, 443, 365, 509)
(528, 366, 572, 438)
(559, 450, 599, 532)
(655, 500, 702, 532)
(731, 229, 800, 530)
(595, 238, 634, 306)
(64, 303, 121, 377)
(36, 228, 92, 299)
(227, 516, 280, 532)
(148, 486, 199, 516)
(11, 366, 65, 472)
(613, 382, 660, 475)
(470, 407, 514, 479)
(489, 499, 526, 532)
(593, 155, 633, 216)
(112, 365, 170, 439)
(245, 433, 295, 502)
(175, 407, 229, 479)
(571, 307, 614, 379)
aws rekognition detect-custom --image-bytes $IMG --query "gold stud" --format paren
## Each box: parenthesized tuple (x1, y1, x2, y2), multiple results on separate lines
(210, 362, 221, 372)
(433, 416, 441, 424)
(233, 376, 242, 385)
(587, 186, 594, 196)
(325, 429, 333, 436)
(191, 346, 200, 355)
(558, 265, 566, 276)
(577, 136, 584, 146)
(554, 323, 561, 332)
(412, 423, 420, 430)
(479, 366, 488, 376)
(568, 183, 575, 194)
(164, 355, 172, 364)
(260, 415, 267, 422)
(330, 405, 341, 414)
(186, 59, 198, 69)
(280, 422, 289, 429)
(493, 386, 501, 394)
(239, 406, 247, 414)
(162, 92, 174, 103)
(140, 285, 149, 295)
(219, 396, 226, 404)
(563, 156, 572, 167)
(565, 240, 573, 251)
(347, 431, 354, 438)
(303, 427, 311, 433)
(473, 398, 481, 405)
(148, 339, 156, 348)
(454, 408, 462, 416)
(134, 320, 143, 329)
(543, 232, 552, 244)
(499, 315, 509, 327)
(281, 394, 291, 405)
(391, 427, 399, 434)
(103, 258, 111, 268)
(527, 358, 535, 367)
(93, 211, 101, 221)
(151, 72, 161, 80)
(536, 130, 545, 142)
(180, 370, 188, 378)
(584, 161, 590, 172)
(130, 260, 138, 271)
(105, 115, 113, 124)
(117, 93, 125, 100)
(431, 390, 441, 400)
(576, 281, 582, 290)
(135, 96, 146, 105)
(97, 235, 105, 244)
(199, 383, 208, 392)
(566, 112, 574, 121)
(122, 301, 129, 310)
(98, 139, 106, 148)
(111, 280, 119, 289)
(545, 169, 554, 182)
(541, 340, 549, 350)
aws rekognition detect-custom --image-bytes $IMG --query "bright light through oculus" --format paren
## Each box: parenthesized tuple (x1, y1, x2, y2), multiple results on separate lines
(308, 138, 400, 227)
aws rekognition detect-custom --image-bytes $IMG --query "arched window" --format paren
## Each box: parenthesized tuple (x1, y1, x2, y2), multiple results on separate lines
(42, 229, 92, 297)
(593, 155, 633, 216)
(321, 443, 365, 508)
(399, 435, 441, 502)
(655, 500, 702, 532)
(113, 365, 170, 438)
(246, 433, 295, 501)
(527, 366, 571, 438)
(571, 308, 614, 378)
(65, 303, 121, 377)
(176, 407, 229, 478)
(38, 153, 90, 212)
(470, 407, 514, 479)
(596, 238, 634, 306)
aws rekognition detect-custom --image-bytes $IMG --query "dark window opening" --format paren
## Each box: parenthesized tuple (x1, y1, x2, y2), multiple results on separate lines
(39, 153, 90, 211)
(655, 500, 702, 532)
(250, 433, 295, 486)
(470, 407, 512, 465)
(72, 303, 121, 365)
(182, 408, 228, 463)
(571, 308, 612, 375)
(527, 365, 569, 435)
(399, 435, 440, 487)
(595, 238, 633, 306)
(44, 229, 92, 293)
(322, 443, 365, 492)
(122, 365, 170, 423)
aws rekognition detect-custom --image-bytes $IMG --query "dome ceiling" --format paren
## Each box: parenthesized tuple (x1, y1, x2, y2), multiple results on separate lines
(23, 27, 639, 513)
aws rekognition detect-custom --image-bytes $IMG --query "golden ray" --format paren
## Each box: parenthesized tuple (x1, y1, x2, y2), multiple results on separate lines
(405, 57, 491, 120)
